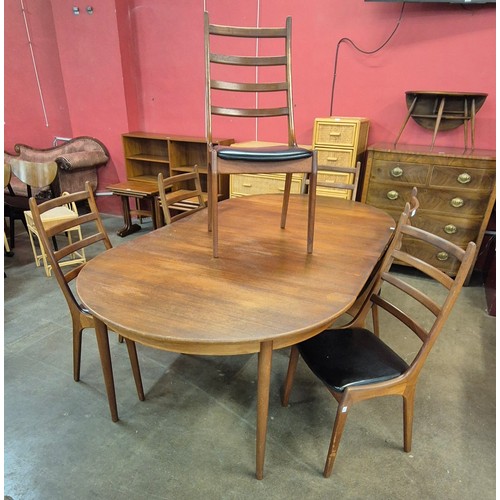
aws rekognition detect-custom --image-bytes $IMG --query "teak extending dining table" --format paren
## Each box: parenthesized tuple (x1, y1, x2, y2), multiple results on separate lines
(76, 193, 395, 479)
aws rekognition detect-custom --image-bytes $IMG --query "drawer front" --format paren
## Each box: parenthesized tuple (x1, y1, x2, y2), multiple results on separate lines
(316, 148, 354, 168)
(370, 160, 430, 185)
(315, 122, 358, 147)
(316, 185, 353, 200)
(365, 184, 419, 211)
(230, 173, 302, 197)
(385, 209, 481, 246)
(366, 184, 491, 217)
(399, 238, 460, 275)
(318, 169, 351, 184)
(429, 165, 496, 191)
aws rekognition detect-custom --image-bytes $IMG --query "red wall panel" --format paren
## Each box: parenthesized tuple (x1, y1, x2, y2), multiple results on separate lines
(4, 0, 496, 215)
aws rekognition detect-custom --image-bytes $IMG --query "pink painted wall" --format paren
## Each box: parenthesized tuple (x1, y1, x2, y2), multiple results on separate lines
(4, 0, 496, 214)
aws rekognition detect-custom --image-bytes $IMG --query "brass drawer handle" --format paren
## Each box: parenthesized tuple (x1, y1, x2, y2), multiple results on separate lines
(437, 251, 449, 262)
(326, 157, 339, 162)
(390, 166, 403, 178)
(450, 197, 464, 208)
(329, 132, 341, 137)
(242, 183, 252, 187)
(387, 190, 399, 201)
(457, 172, 472, 184)
(444, 224, 457, 235)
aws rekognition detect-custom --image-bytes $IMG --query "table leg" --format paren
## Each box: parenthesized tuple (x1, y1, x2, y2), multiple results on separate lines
(256, 340, 273, 480)
(94, 318, 119, 422)
(117, 195, 141, 237)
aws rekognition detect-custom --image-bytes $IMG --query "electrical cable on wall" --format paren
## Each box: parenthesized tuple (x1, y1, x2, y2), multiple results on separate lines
(20, 0, 49, 127)
(329, 3, 406, 115)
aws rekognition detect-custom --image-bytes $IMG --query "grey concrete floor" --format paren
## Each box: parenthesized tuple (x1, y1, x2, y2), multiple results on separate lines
(4, 214, 496, 500)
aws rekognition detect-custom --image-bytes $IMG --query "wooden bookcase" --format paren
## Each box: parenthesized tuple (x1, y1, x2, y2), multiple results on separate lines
(122, 132, 234, 195)
(109, 132, 233, 236)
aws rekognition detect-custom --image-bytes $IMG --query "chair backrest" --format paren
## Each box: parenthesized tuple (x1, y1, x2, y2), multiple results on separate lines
(362, 202, 476, 378)
(204, 12, 296, 147)
(157, 168, 206, 225)
(315, 161, 361, 200)
(4, 163, 11, 188)
(28, 182, 112, 311)
(10, 159, 58, 198)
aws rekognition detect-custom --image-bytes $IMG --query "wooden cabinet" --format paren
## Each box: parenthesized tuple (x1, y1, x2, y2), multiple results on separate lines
(229, 141, 305, 198)
(362, 143, 496, 275)
(313, 117, 369, 199)
(122, 132, 234, 196)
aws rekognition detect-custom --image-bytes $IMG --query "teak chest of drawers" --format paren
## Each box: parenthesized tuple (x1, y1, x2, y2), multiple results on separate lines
(313, 117, 369, 199)
(362, 143, 495, 275)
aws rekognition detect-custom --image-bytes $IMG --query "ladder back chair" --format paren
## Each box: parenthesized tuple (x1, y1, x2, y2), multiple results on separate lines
(341, 187, 420, 336)
(4, 164, 14, 256)
(204, 11, 318, 257)
(157, 168, 206, 226)
(311, 161, 362, 200)
(29, 182, 144, 422)
(5, 159, 58, 248)
(281, 201, 476, 478)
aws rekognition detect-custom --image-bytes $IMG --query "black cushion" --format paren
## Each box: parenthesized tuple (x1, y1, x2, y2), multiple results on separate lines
(298, 328, 409, 393)
(216, 145, 313, 162)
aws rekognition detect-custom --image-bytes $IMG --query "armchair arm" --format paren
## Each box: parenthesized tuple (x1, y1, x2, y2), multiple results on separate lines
(56, 151, 109, 171)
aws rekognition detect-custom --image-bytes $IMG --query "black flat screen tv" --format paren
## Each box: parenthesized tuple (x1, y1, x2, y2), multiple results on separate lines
(365, 1, 495, 3)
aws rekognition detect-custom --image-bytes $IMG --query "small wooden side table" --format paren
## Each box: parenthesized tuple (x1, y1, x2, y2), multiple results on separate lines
(107, 180, 159, 237)
(395, 91, 487, 149)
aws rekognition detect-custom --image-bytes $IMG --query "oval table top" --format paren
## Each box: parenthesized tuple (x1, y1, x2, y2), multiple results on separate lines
(77, 194, 395, 355)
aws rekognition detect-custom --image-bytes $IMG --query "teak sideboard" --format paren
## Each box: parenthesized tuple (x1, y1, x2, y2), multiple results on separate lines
(361, 143, 496, 275)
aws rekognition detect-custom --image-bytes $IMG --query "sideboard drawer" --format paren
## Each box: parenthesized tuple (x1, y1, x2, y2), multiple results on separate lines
(370, 160, 430, 185)
(400, 238, 460, 274)
(413, 213, 483, 246)
(429, 165, 495, 190)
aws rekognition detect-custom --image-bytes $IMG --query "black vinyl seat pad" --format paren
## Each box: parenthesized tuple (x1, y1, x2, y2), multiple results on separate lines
(298, 328, 409, 393)
(216, 145, 313, 162)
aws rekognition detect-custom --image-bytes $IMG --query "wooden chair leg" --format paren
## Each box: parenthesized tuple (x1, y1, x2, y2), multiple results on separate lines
(211, 166, 219, 258)
(306, 167, 317, 254)
(73, 326, 83, 382)
(372, 304, 380, 337)
(282, 345, 300, 407)
(280, 173, 293, 229)
(324, 395, 351, 478)
(403, 386, 416, 452)
(124, 338, 145, 401)
(94, 319, 119, 422)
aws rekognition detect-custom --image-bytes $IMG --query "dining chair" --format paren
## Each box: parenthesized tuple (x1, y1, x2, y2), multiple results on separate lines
(4, 159, 58, 248)
(312, 161, 361, 200)
(28, 182, 144, 421)
(204, 12, 318, 257)
(281, 201, 476, 478)
(157, 168, 206, 226)
(24, 191, 86, 277)
(4, 164, 14, 257)
(343, 186, 420, 336)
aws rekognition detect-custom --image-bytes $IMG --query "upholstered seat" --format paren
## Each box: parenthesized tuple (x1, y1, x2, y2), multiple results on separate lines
(297, 328, 408, 392)
(216, 146, 313, 163)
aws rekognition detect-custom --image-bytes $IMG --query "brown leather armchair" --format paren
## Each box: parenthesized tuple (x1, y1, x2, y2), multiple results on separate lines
(4, 136, 109, 197)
